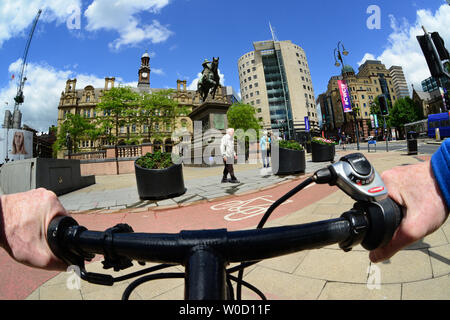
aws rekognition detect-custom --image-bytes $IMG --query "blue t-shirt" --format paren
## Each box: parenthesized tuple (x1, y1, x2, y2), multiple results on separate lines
(431, 139, 450, 210)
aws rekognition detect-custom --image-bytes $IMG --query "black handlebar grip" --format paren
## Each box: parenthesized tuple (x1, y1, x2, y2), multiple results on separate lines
(386, 197, 404, 232)
(47, 216, 79, 262)
(359, 198, 404, 251)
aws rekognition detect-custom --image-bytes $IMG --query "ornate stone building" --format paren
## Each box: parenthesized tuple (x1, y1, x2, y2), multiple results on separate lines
(319, 60, 400, 141)
(57, 53, 233, 158)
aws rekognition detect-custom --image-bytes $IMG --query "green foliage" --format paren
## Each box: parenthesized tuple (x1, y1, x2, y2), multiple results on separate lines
(278, 140, 304, 151)
(138, 89, 187, 141)
(227, 103, 262, 138)
(369, 97, 389, 128)
(53, 113, 99, 155)
(136, 151, 173, 170)
(388, 97, 425, 136)
(95, 86, 140, 146)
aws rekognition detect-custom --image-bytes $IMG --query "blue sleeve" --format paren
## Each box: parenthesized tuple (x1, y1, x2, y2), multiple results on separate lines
(431, 139, 450, 209)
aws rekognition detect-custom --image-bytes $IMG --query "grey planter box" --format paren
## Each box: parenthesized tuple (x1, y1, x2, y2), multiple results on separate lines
(0, 158, 95, 196)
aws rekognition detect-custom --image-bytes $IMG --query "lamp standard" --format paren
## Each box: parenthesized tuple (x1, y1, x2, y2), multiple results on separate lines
(334, 42, 360, 151)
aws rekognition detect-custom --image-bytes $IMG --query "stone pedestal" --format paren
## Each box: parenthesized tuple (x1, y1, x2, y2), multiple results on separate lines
(186, 100, 231, 167)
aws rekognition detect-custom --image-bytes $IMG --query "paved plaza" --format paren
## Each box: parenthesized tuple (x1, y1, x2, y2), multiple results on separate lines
(1, 144, 449, 301)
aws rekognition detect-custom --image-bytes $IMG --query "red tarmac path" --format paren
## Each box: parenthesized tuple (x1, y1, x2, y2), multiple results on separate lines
(0, 177, 339, 300)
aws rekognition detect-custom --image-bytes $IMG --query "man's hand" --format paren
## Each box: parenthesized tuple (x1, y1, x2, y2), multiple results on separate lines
(0, 188, 69, 271)
(370, 161, 449, 263)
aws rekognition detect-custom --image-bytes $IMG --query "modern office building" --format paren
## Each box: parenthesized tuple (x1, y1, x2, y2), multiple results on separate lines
(238, 40, 318, 140)
(389, 66, 410, 99)
(421, 76, 450, 93)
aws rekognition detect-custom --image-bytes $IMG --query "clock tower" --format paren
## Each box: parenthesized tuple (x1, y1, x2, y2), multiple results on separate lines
(138, 51, 151, 89)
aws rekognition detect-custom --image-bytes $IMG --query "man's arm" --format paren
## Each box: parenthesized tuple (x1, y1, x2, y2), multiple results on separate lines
(220, 135, 227, 158)
(370, 140, 450, 263)
(0, 189, 69, 271)
(431, 139, 450, 209)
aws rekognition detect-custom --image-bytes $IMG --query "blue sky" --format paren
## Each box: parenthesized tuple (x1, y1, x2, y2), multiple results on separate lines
(0, 0, 449, 132)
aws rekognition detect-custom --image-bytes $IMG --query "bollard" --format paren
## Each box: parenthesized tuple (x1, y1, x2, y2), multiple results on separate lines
(436, 128, 441, 141)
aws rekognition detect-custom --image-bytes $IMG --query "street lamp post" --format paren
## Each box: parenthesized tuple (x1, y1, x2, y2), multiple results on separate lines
(334, 42, 360, 151)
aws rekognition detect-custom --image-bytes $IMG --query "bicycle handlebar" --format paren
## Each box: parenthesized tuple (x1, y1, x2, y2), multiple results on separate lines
(47, 197, 402, 300)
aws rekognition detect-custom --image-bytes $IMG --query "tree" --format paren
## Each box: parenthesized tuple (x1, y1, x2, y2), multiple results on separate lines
(227, 102, 262, 134)
(137, 89, 188, 145)
(96, 86, 140, 146)
(227, 103, 262, 160)
(53, 113, 99, 157)
(388, 97, 423, 138)
(369, 96, 390, 130)
(95, 86, 140, 174)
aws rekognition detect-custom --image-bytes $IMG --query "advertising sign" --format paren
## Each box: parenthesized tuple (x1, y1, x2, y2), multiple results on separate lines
(338, 80, 353, 113)
(304, 116, 310, 132)
(370, 115, 375, 128)
(374, 114, 379, 128)
(0, 129, 33, 164)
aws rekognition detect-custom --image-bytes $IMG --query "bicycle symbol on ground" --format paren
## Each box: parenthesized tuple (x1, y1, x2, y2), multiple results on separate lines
(210, 195, 294, 222)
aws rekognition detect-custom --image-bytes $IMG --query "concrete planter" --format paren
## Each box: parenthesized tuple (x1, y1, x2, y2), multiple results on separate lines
(0, 158, 95, 196)
(312, 142, 336, 162)
(273, 148, 306, 175)
(134, 161, 186, 200)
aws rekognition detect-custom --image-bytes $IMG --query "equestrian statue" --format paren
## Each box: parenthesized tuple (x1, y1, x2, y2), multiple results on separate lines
(197, 57, 221, 102)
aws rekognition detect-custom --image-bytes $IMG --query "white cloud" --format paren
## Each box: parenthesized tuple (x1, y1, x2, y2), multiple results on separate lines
(0, 0, 82, 48)
(152, 68, 165, 76)
(357, 53, 376, 66)
(84, 0, 173, 50)
(359, 4, 450, 94)
(0, 59, 135, 133)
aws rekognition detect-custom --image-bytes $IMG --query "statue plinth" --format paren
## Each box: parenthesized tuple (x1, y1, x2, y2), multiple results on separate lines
(186, 99, 231, 167)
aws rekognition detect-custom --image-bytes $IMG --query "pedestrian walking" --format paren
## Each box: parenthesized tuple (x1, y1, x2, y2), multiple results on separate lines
(260, 131, 270, 168)
(220, 128, 240, 183)
(341, 132, 346, 150)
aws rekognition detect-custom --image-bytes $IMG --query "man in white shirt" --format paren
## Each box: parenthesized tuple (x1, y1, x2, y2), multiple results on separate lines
(220, 128, 240, 183)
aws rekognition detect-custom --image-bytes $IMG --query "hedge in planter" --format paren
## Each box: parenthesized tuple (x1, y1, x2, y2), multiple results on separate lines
(135, 151, 186, 200)
(311, 137, 336, 163)
(272, 140, 306, 175)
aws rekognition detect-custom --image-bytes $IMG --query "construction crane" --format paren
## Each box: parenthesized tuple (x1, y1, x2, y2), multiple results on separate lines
(4, 9, 42, 129)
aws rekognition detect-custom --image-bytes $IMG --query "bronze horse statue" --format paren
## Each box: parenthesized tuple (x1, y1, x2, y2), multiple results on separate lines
(197, 57, 221, 101)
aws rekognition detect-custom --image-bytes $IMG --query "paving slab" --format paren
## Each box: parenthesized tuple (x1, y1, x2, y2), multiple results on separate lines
(241, 266, 326, 300)
(402, 275, 450, 300)
(294, 249, 370, 283)
(372, 249, 433, 284)
(318, 282, 401, 300)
